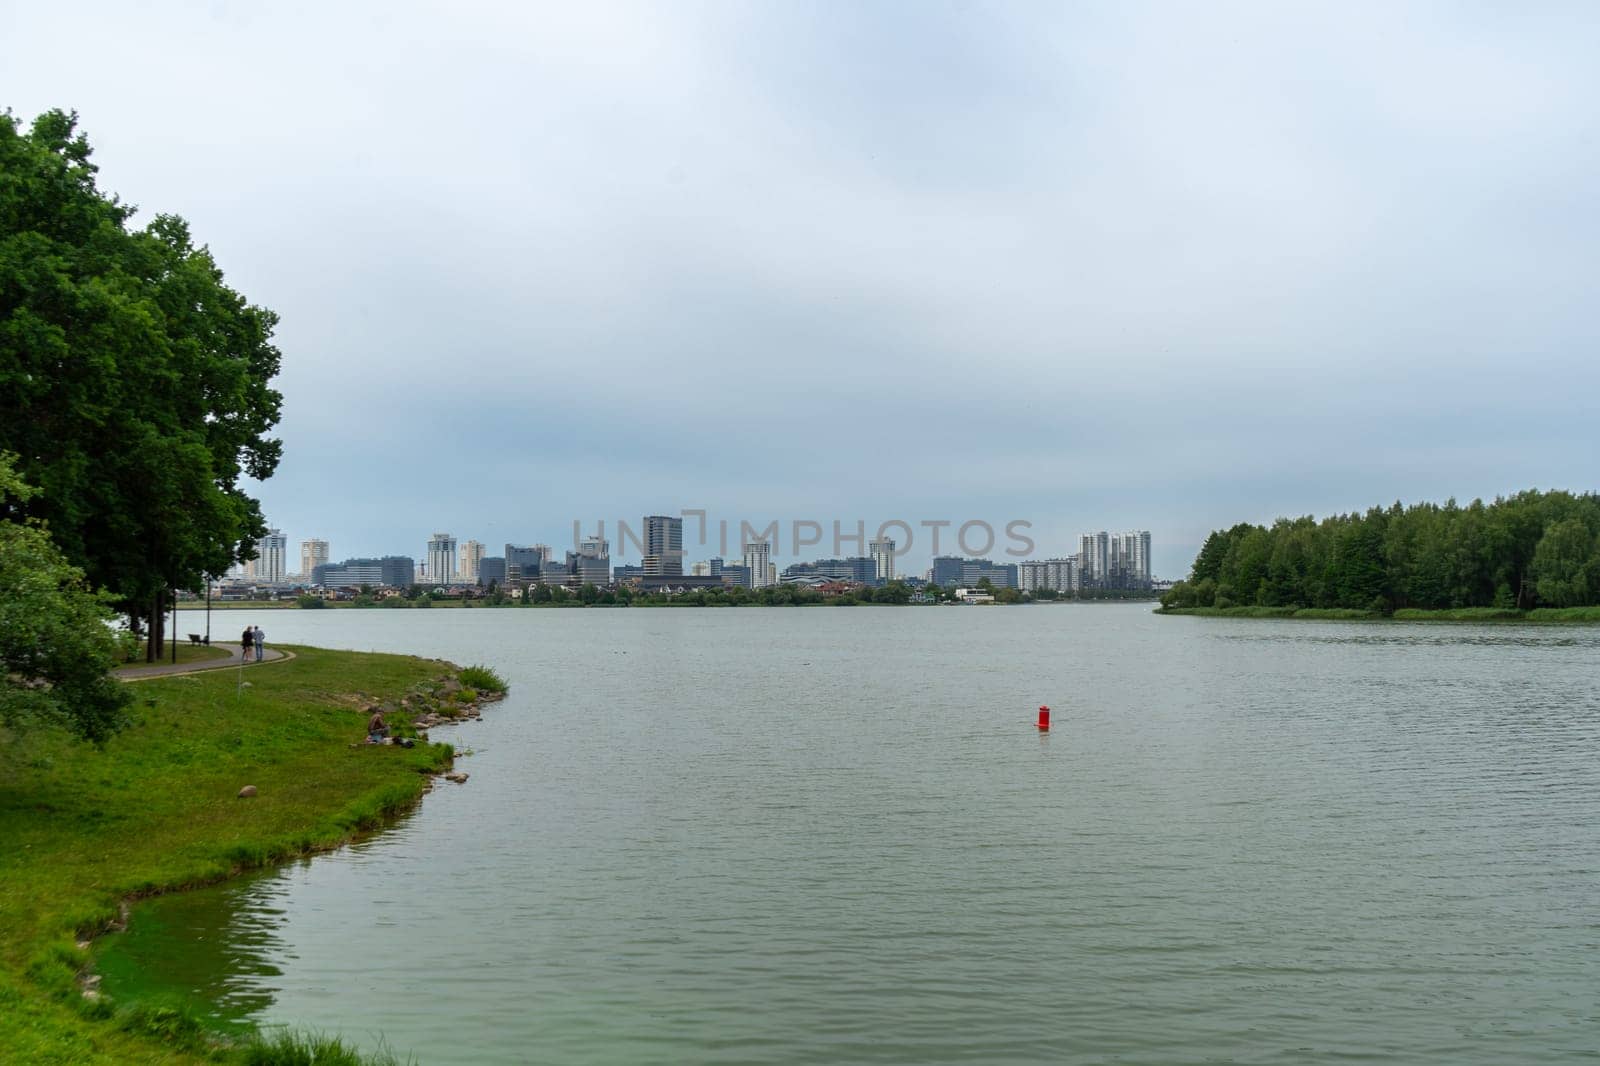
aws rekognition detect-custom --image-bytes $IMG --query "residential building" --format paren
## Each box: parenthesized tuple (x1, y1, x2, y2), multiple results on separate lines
(721, 562, 752, 589)
(870, 537, 895, 583)
(1018, 557, 1080, 593)
(460, 539, 486, 582)
(300, 538, 329, 582)
(743, 538, 772, 588)
(1077, 530, 1152, 589)
(1079, 532, 1110, 587)
(426, 533, 457, 585)
(613, 564, 645, 584)
(255, 529, 288, 583)
(643, 515, 683, 577)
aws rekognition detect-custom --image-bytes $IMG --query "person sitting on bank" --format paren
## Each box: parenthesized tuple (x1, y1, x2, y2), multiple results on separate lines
(367, 709, 388, 744)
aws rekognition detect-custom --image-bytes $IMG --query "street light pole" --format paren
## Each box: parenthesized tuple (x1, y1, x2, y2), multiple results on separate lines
(205, 575, 212, 645)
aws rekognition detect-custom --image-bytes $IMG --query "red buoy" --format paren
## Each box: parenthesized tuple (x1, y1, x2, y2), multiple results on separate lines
(1038, 705, 1050, 731)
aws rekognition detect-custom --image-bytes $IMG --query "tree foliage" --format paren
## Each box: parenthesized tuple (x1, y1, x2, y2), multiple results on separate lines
(0, 110, 282, 632)
(1163, 490, 1600, 613)
(0, 455, 131, 741)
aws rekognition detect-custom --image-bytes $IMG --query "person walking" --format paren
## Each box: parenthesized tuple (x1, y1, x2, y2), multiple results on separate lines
(240, 625, 254, 661)
(253, 625, 266, 661)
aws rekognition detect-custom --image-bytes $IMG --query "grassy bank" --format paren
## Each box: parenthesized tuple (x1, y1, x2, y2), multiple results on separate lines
(1158, 605, 1600, 623)
(113, 642, 233, 671)
(0, 645, 502, 1064)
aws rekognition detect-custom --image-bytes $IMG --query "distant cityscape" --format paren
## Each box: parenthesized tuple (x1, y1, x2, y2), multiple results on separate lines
(224, 517, 1157, 600)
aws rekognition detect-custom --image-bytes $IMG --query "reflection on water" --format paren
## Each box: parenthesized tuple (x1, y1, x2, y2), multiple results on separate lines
(97, 608, 1600, 1064)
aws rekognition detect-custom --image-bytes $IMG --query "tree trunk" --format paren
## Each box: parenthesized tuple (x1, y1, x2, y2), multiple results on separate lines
(148, 591, 165, 661)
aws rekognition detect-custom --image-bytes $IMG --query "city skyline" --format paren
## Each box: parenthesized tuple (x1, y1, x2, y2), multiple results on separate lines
(11, 4, 1596, 589)
(251, 517, 1153, 593)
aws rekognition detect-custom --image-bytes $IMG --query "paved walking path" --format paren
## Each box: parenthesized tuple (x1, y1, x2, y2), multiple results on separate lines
(116, 645, 292, 681)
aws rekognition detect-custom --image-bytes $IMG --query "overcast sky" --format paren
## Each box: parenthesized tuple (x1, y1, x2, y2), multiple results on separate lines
(7, 2, 1598, 576)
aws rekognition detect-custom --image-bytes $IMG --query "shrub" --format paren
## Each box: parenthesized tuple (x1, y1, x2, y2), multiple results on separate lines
(457, 665, 507, 694)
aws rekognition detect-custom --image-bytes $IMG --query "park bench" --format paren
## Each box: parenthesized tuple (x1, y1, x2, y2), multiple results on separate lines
(187, 633, 210, 646)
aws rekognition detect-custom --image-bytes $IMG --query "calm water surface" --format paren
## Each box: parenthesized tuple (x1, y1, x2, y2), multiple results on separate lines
(99, 606, 1600, 1063)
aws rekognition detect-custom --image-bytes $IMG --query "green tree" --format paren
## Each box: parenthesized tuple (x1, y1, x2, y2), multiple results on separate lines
(0, 111, 282, 656)
(1532, 518, 1596, 607)
(0, 455, 131, 741)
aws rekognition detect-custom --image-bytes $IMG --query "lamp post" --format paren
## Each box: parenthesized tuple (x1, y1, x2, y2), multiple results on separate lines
(205, 574, 212, 645)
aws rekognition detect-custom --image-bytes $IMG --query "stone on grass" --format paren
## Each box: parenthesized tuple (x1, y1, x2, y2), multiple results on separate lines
(237, 785, 258, 798)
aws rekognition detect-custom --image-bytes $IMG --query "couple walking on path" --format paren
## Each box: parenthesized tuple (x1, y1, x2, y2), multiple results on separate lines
(240, 624, 267, 661)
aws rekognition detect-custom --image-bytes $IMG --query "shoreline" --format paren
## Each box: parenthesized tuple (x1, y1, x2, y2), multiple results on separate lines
(1155, 606, 1600, 623)
(0, 644, 507, 1065)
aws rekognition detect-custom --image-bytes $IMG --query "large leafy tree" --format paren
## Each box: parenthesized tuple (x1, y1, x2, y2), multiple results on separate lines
(0, 110, 281, 652)
(0, 455, 130, 741)
(1532, 517, 1596, 608)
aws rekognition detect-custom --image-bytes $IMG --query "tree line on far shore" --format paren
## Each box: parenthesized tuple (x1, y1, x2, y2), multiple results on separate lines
(1161, 489, 1600, 614)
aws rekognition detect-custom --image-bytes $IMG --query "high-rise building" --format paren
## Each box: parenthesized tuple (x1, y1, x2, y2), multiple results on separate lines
(478, 557, 506, 588)
(255, 529, 287, 583)
(568, 533, 610, 585)
(743, 537, 772, 588)
(300, 538, 329, 581)
(426, 533, 457, 585)
(644, 515, 684, 576)
(1079, 532, 1110, 587)
(1076, 530, 1152, 589)
(930, 556, 965, 587)
(1124, 530, 1153, 587)
(505, 544, 545, 585)
(869, 537, 895, 583)
(460, 539, 486, 582)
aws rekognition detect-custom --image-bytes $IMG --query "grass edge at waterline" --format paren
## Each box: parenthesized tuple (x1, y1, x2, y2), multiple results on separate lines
(0, 644, 505, 1065)
(1155, 605, 1600, 622)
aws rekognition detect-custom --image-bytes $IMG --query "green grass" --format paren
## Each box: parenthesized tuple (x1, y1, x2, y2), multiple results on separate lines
(114, 642, 234, 671)
(1160, 605, 1600, 623)
(0, 645, 467, 1064)
(177, 601, 301, 610)
(456, 664, 507, 694)
(1391, 607, 1527, 621)
(1156, 605, 1383, 620)
(1524, 606, 1600, 622)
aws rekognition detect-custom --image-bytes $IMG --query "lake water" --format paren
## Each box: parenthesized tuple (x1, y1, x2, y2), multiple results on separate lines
(98, 606, 1600, 1063)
